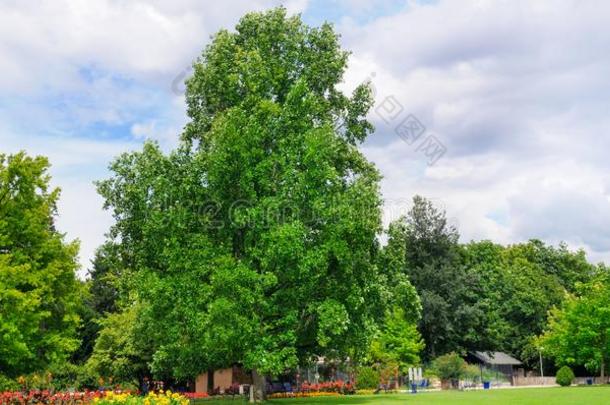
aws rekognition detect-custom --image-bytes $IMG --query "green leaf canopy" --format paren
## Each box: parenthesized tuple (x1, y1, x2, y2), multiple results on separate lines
(97, 7, 389, 381)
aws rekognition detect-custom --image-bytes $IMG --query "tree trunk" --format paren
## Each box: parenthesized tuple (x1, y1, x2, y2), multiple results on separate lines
(395, 368, 399, 390)
(207, 368, 214, 393)
(250, 369, 266, 403)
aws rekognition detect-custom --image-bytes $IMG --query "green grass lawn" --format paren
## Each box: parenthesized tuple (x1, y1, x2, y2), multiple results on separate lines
(199, 386, 610, 405)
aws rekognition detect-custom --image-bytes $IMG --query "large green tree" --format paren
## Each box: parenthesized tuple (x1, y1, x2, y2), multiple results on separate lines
(540, 271, 610, 378)
(0, 152, 81, 377)
(98, 8, 391, 400)
(383, 196, 476, 358)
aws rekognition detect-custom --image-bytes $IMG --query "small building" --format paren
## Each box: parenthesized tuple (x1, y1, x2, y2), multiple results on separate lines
(195, 365, 252, 393)
(466, 351, 523, 384)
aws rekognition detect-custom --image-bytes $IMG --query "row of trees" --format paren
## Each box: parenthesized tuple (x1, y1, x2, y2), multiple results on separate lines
(385, 196, 602, 363)
(1, 7, 607, 399)
(3, 148, 604, 392)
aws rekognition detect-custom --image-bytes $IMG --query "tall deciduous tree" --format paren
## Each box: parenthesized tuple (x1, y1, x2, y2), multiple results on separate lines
(98, 8, 387, 400)
(0, 152, 81, 377)
(540, 271, 610, 378)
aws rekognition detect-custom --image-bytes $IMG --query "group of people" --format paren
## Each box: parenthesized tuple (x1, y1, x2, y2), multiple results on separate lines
(139, 377, 165, 395)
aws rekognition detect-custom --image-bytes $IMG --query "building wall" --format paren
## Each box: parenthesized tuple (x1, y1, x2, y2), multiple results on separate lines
(195, 368, 235, 393)
(195, 373, 207, 393)
(214, 368, 234, 390)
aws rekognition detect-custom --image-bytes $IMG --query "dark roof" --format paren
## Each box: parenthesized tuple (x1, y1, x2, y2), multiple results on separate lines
(472, 351, 522, 366)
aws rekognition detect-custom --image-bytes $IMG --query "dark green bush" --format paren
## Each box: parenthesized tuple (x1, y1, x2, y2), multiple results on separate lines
(0, 374, 18, 391)
(556, 365, 575, 386)
(356, 367, 380, 389)
(47, 363, 100, 390)
(430, 352, 467, 381)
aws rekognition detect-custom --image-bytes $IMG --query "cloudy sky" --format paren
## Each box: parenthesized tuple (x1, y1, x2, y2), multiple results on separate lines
(2, 0, 610, 273)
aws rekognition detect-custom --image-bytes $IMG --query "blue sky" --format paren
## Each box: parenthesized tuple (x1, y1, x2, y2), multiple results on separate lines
(2, 0, 610, 273)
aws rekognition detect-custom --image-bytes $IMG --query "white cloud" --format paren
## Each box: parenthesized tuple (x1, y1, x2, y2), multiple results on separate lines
(0, 0, 309, 94)
(343, 0, 610, 262)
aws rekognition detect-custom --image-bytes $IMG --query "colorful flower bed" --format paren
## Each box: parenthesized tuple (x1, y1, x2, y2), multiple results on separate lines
(1, 381, 356, 403)
(300, 380, 354, 395)
(95, 390, 189, 405)
(268, 391, 340, 399)
(1, 389, 104, 404)
(181, 393, 208, 400)
(0, 390, 192, 405)
(266, 380, 355, 399)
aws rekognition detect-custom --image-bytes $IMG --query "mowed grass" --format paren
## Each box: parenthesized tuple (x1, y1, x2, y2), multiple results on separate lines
(272, 386, 610, 404)
(200, 386, 610, 405)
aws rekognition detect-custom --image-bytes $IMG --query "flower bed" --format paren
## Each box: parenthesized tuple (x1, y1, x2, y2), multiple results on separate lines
(182, 393, 208, 400)
(265, 380, 355, 399)
(95, 390, 189, 405)
(0, 390, 191, 405)
(268, 392, 340, 399)
(300, 380, 354, 394)
(1, 389, 104, 404)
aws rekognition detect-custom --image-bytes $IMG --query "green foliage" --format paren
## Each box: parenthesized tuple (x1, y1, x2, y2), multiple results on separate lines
(0, 363, 101, 391)
(72, 243, 124, 364)
(368, 309, 424, 374)
(384, 194, 599, 363)
(383, 196, 476, 358)
(556, 366, 575, 386)
(88, 242, 123, 315)
(356, 367, 380, 390)
(0, 369, 96, 391)
(97, 7, 385, 388)
(430, 353, 467, 381)
(0, 152, 81, 377)
(0, 374, 18, 391)
(459, 239, 596, 366)
(87, 305, 149, 385)
(462, 364, 482, 382)
(540, 271, 610, 377)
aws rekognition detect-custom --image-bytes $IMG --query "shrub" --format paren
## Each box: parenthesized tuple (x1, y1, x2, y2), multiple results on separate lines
(356, 367, 380, 389)
(556, 366, 575, 387)
(430, 353, 467, 382)
(45, 363, 101, 391)
(462, 364, 481, 382)
(0, 375, 18, 391)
